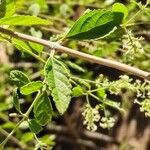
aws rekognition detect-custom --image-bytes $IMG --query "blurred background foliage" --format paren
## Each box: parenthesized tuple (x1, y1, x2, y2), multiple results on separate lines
(0, 0, 150, 150)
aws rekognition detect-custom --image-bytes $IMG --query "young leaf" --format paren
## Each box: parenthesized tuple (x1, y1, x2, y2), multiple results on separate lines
(13, 88, 21, 113)
(20, 81, 43, 95)
(44, 57, 72, 115)
(97, 88, 106, 99)
(112, 3, 128, 21)
(28, 119, 43, 134)
(66, 9, 124, 40)
(72, 86, 84, 97)
(10, 70, 30, 87)
(34, 92, 52, 126)
(0, 15, 50, 25)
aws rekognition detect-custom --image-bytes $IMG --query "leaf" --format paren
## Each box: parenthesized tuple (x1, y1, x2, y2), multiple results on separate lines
(72, 86, 84, 97)
(39, 135, 55, 146)
(2, 122, 16, 130)
(34, 92, 52, 126)
(97, 88, 106, 99)
(10, 70, 30, 87)
(21, 132, 34, 144)
(0, 15, 50, 25)
(0, 0, 15, 18)
(112, 3, 128, 21)
(28, 119, 43, 134)
(66, 9, 124, 40)
(103, 26, 125, 41)
(13, 88, 21, 113)
(66, 61, 85, 73)
(0, 102, 12, 112)
(73, 78, 91, 89)
(44, 57, 72, 115)
(20, 81, 43, 95)
(12, 38, 33, 54)
(29, 42, 44, 53)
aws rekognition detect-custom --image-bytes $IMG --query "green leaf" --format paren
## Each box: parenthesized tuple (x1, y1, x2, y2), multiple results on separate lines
(2, 122, 16, 130)
(21, 132, 34, 144)
(66, 61, 85, 73)
(34, 92, 52, 126)
(10, 70, 30, 87)
(28, 119, 43, 134)
(39, 135, 55, 146)
(73, 78, 91, 89)
(97, 88, 106, 99)
(12, 38, 45, 60)
(0, 15, 50, 25)
(0, 0, 16, 18)
(44, 57, 72, 115)
(12, 38, 33, 53)
(72, 86, 84, 97)
(20, 81, 43, 95)
(13, 88, 21, 113)
(29, 42, 44, 53)
(112, 3, 128, 21)
(66, 9, 124, 40)
(103, 26, 125, 41)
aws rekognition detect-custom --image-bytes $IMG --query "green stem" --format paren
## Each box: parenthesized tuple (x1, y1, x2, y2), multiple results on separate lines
(71, 76, 96, 84)
(89, 93, 100, 101)
(34, 134, 43, 150)
(0, 117, 25, 149)
(124, 1, 149, 27)
(0, 91, 41, 149)
(22, 48, 46, 63)
(124, 10, 142, 27)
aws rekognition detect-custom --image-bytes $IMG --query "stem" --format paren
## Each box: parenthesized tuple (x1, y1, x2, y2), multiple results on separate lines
(71, 76, 97, 84)
(0, 91, 41, 149)
(22, 48, 46, 63)
(0, 126, 26, 149)
(0, 117, 25, 149)
(124, 10, 142, 26)
(0, 27, 149, 80)
(34, 134, 43, 150)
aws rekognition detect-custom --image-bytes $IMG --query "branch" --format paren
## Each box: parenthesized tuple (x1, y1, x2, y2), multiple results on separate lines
(0, 27, 149, 80)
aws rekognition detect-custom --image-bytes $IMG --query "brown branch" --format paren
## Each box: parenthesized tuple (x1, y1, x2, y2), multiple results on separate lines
(0, 27, 149, 80)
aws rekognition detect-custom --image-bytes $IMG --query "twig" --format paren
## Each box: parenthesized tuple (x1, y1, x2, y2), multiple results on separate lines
(0, 27, 149, 80)
(0, 91, 41, 149)
(0, 127, 27, 149)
